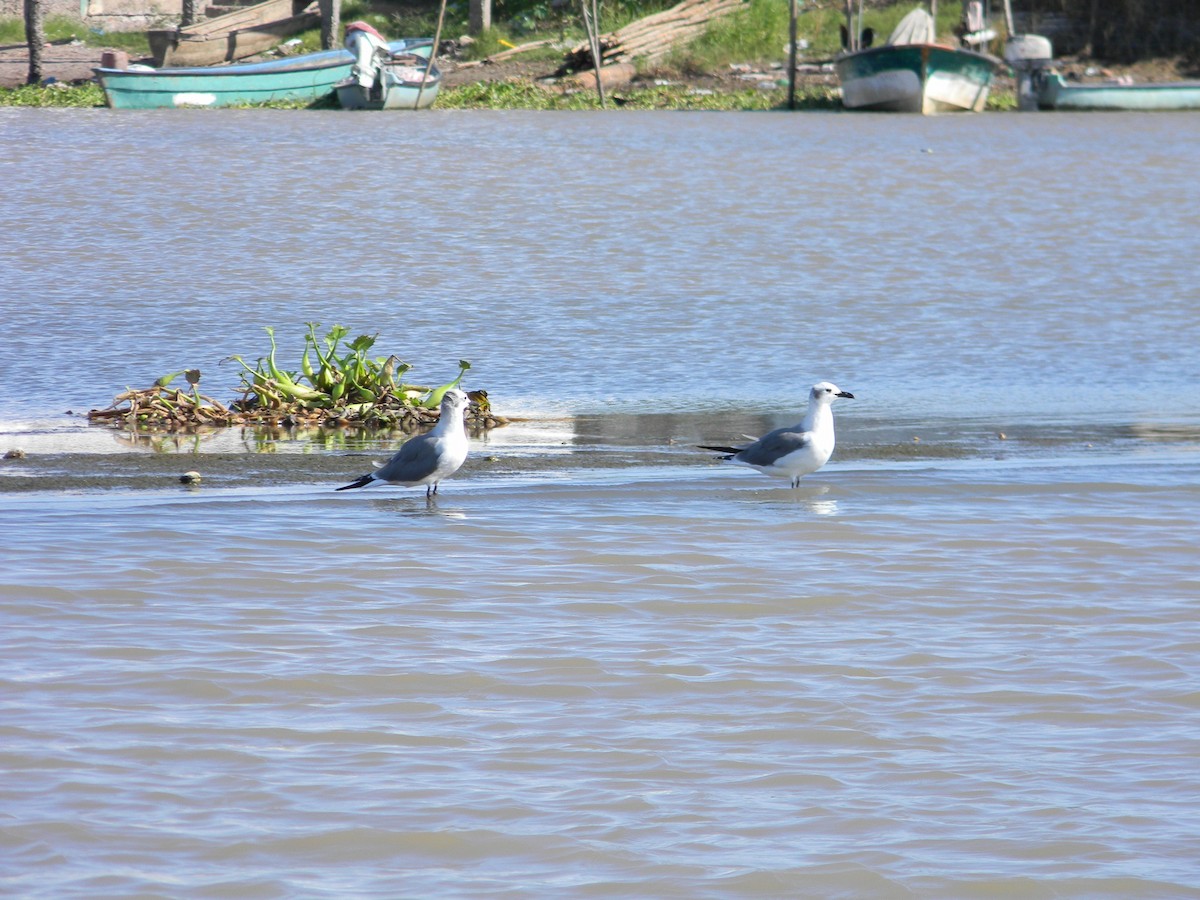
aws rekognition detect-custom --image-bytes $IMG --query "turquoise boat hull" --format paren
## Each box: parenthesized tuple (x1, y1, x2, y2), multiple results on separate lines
(1036, 72, 1200, 111)
(95, 39, 432, 110)
(836, 43, 999, 114)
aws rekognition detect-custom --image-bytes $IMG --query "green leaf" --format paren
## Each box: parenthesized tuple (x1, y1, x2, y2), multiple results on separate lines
(420, 359, 472, 408)
(348, 334, 377, 353)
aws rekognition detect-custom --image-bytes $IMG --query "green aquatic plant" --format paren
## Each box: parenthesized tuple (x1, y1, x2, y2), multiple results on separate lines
(217, 324, 495, 427)
(0, 81, 104, 107)
(422, 360, 472, 408)
(435, 77, 839, 110)
(223, 324, 423, 411)
(301, 322, 417, 405)
(0, 74, 823, 112)
(436, 79, 570, 109)
(90, 325, 503, 434)
(985, 86, 1018, 111)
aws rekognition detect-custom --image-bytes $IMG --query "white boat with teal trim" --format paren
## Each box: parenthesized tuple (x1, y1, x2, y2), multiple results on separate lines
(94, 37, 433, 110)
(835, 7, 1002, 114)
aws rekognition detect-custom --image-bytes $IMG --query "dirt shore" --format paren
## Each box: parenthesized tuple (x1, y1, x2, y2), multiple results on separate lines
(0, 39, 107, 87)
(0, 38, 807, 93)
(0, 35, 1190, 94)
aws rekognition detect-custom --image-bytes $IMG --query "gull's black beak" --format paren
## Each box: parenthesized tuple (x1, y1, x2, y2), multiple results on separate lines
(837, 391, 855, 399)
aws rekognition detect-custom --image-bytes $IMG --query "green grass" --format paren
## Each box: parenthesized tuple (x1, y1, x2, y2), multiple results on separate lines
(0, 14, 151, 55)
(671, 0, 986, 72)
(669, 0, 838, 72)
(0, 14, 76, 43)
(82, 27, 151, 56)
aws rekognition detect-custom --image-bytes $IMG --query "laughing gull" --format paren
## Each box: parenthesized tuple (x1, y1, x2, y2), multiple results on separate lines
(336, 389, 471, 496)
(700, 381, 854, 487)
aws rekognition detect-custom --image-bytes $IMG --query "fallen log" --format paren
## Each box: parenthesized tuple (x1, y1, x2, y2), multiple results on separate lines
(563, 62, 637, 91)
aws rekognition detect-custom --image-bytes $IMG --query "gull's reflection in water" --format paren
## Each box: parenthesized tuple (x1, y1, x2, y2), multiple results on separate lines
(747, 484, 840, 516)
(368, 494, 469, 520)
(808, 498, 839, 517)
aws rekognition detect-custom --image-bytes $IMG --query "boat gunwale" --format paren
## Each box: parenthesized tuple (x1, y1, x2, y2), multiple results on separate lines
(96, 55, 349, 80)
(1041, 71, 1200, 93)
(835, 42, 1004, 71)
(94, 38, 434, 81)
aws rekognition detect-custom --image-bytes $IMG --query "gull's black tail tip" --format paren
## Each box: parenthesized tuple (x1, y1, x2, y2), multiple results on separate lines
(335, 474, 374, 491)
(698, 445, 740, 459)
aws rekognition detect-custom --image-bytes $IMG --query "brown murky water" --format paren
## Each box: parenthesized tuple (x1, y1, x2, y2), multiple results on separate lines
(2, 108, 1199, 898)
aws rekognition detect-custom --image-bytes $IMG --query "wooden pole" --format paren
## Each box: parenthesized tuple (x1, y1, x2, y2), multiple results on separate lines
(580, 0, 607, 107)
(418, 0, 448, 109)
(319, 0, 340, 50)
(593, 0, 607, 106)
(787, 0, 797, 109)
(469, 0, 491, 35)
(23, 0, 44, 85)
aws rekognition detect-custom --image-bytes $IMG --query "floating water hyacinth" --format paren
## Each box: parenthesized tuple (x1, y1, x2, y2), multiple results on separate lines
(88, 324, 499, 434)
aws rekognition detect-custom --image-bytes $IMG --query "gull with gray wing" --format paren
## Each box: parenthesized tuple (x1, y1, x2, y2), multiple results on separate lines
(700, 381, 854, 487)
(336, 389, 471, 496)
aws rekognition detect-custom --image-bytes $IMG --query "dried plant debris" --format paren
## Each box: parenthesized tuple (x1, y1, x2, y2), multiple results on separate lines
(87, 324, 505, 434)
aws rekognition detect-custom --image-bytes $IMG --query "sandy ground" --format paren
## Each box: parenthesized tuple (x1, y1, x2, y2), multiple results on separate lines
(0, 38, 805, 93)
(0, 39, 112, 87)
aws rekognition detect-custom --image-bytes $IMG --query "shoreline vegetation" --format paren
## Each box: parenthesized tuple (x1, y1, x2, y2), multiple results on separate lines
(0, 74, 850, 111)
(3, 0, 1193, 111)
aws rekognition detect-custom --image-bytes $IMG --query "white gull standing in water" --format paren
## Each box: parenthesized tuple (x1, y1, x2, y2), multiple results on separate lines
(336, 389, 471, 496)
(700, 381, 854, 487)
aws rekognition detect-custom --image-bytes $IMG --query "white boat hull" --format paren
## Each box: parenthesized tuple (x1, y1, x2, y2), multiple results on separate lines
(836, 43, 999, 114)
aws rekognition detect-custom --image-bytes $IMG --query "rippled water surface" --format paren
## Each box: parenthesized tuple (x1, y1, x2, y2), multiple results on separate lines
(2, 108, 1199, 898)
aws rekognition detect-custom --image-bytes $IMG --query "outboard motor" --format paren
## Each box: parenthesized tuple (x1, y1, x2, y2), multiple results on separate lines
(345, 20, 389, 93)
(1004, 33, 1053, 111)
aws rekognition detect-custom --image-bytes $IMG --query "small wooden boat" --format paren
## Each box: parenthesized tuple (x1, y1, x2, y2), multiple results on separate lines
(1036, 71, 1200, 111)
(835, 6, 1002, 114)
(147, 0, 321, 68)
(94, 38, 433, 110)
